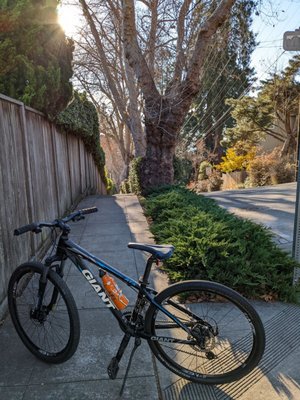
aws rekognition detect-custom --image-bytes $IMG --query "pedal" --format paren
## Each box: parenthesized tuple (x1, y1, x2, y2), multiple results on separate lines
(107, 357, 119, 379)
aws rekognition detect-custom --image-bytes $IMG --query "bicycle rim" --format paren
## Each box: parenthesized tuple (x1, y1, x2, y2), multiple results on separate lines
(146, 281, 265, 384)
(9, 264, 77, 360)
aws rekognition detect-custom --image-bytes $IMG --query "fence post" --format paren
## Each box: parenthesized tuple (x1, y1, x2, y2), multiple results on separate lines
(20, 103, 35, 254)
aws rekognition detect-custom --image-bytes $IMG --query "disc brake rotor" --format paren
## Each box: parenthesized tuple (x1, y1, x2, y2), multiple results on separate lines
(188, 317, 218, 352)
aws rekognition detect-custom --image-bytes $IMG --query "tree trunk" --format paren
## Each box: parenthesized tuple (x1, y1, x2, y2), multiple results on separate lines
(280, 134, 296, 159)
(212, 124, 224, 163)
(281, 116, 297, 159)
(124, 59, 146, 157)
(141, 143, 176, 189)
(140, 122, 177, 189)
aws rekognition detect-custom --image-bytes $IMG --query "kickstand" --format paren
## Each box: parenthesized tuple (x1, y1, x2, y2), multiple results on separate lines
(107, 333, 131, 380)
(119, 337, 141, 397)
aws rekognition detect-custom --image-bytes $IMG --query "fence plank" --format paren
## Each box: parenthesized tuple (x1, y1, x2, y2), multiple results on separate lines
(0, 95, 105, 318)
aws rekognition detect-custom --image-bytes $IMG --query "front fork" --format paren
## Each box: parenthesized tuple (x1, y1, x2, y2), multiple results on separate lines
(36, 256, 66, 312)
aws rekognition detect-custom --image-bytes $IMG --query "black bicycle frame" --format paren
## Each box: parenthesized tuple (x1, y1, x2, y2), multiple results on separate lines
(45, 235, 197, 344)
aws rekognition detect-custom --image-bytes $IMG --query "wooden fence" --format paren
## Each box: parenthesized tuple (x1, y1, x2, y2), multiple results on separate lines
(0, 94, 106, 318)
(222, 171, 247, 190)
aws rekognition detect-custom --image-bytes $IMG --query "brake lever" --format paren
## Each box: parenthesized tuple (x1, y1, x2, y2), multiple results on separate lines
(72, 215, 85, 222)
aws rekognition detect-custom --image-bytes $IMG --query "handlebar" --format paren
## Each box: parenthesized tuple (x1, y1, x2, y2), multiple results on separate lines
(14, 207, 98, 236)
(14, 223, 41, 236)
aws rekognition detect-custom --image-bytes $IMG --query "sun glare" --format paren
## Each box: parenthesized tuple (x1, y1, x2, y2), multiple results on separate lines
(58, 4, 82, 37)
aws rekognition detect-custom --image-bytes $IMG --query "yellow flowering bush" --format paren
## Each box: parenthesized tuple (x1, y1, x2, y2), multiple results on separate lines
(216, 142, 256, 173)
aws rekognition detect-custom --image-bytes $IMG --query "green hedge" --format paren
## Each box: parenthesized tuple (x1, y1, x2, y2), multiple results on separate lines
(56, 91, 109, 189)
(144, 186, 298, 302)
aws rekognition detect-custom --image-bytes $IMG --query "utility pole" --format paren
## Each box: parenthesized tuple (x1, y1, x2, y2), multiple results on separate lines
(284, 28, 300, 283)
(292, 94, 300, 282)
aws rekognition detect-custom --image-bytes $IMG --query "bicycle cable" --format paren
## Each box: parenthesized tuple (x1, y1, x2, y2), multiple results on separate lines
(48, 227, 59, 257)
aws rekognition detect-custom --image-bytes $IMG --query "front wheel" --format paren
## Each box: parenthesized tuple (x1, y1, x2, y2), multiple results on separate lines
(8, 262, 80, 363)
(145, 280, 265, 385)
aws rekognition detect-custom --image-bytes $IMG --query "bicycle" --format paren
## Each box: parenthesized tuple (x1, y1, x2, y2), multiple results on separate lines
(8, 207, 265, 393)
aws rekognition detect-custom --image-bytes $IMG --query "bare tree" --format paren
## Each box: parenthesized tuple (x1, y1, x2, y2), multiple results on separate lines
(73, 0, 247, 189)
(75, 0, 146, 166)
(98, 102, 133, 185)
(122, 0, 238, 189)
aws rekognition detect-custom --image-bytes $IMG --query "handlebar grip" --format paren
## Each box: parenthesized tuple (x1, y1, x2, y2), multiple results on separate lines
(14, 223, 39, 236)
(81, 207, 98, 215)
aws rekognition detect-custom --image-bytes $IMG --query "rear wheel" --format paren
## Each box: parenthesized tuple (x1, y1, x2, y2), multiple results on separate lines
(8, 262, 80, 363)
(145, 280, 265, 385)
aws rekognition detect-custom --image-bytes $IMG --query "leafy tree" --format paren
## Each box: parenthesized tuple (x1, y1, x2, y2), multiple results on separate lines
(224, 55, 300, 158)
(182, 0, 256, 161)
(0, 0, 74, 118)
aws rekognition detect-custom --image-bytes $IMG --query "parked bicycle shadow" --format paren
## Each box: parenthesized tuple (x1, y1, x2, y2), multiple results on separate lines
(174, 375, 300, 400)
(271, 373, 300, 400)
(160, 301, 300, 400)
(163, 349, 300, 400)
(175, 381, 235, 400)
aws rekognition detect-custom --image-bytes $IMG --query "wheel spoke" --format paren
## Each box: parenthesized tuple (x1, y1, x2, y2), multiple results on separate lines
(147, 282, 264, 383)
(9, 267, 75, 358)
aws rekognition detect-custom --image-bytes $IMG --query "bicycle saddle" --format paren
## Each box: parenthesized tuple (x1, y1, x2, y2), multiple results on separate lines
(128, 243, 174, 260)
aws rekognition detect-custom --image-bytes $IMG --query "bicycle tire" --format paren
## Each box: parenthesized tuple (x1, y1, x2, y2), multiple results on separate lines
(145, 280, 265, 385)
(8, 262, 80, 363)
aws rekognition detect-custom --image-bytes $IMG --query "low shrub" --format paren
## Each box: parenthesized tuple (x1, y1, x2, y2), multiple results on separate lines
(144, 186, 298, 302)
(208, 170, 223, 191)
(195, 179, 209, 193)
(198, 161, 212, 181)
(247, 148, 295, 187)
(216, 142, 256, 173)
(105, 171, 116, 194)
(174, 156, 193, 185)
(128, 157, 142, 194)
(120, 157, 142, 194)
(195, 170, 223, 193)
(120, 179, 130, 194)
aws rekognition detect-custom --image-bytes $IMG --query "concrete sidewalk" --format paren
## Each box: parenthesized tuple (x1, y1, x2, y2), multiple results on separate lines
(1, 194, 300, 400)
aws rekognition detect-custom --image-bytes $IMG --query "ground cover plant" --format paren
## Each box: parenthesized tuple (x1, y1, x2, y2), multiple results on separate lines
(143, 186, 298, 302)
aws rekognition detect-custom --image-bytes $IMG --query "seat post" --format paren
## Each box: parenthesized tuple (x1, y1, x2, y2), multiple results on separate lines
(140, 255, 155, 286)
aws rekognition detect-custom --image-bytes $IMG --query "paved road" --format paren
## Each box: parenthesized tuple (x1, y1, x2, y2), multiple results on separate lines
(204, 182, 297, 253)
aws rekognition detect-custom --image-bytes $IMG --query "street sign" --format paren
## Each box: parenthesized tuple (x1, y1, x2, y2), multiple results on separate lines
(283, 28, 300, 51)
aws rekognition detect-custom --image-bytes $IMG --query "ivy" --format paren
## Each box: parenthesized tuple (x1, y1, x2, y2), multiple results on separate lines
(56, 91, 108, 189)
(121, 156, 192, 194)
(120, 157, 142, 194)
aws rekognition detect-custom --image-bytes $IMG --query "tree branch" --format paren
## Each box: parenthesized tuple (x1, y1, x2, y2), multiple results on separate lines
(175, 0, 236, 103)
(79, 0, 128, 121)
(171, 0, 192, 85)
(122, 0, 160, 102)
(147, 0, 158, 76)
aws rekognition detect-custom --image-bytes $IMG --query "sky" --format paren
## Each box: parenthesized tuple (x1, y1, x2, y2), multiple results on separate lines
(58, 0, 300, 84)
(250, 0, 300, 81)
